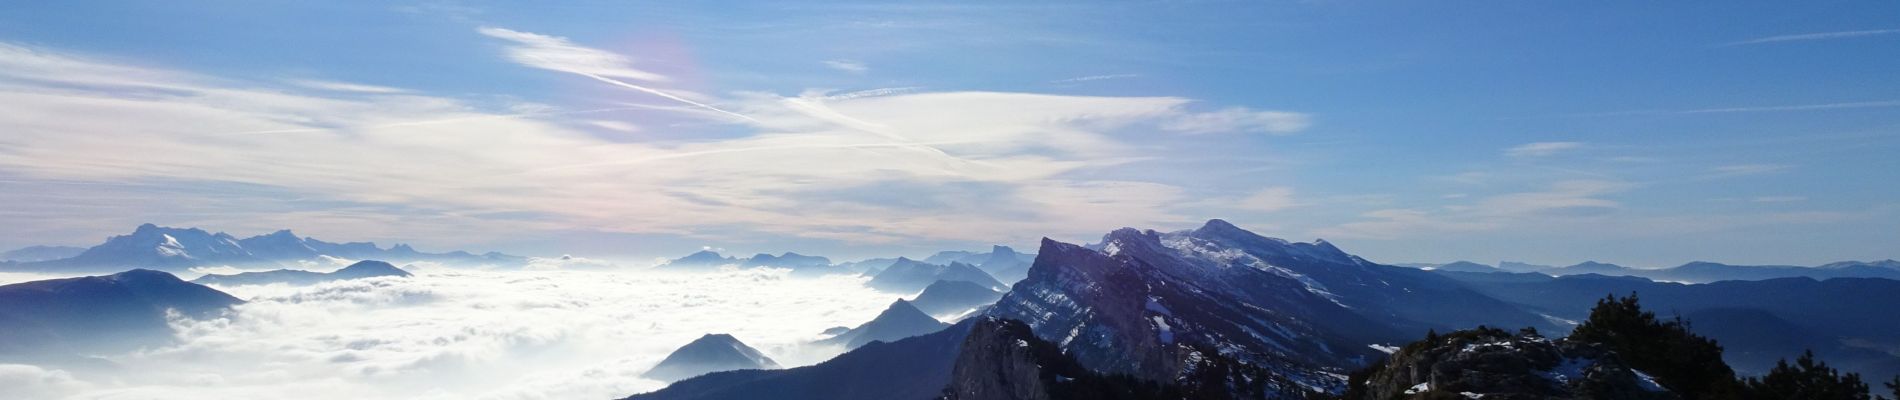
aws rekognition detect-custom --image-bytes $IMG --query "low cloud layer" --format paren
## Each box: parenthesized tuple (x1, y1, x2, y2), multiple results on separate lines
(2, 269, 900, 400)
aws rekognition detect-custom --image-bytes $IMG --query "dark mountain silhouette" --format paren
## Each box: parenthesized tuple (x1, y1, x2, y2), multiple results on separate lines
(0, 269, 242, 357)
(1432, 260, 1501, 273)
(660, 250, 739, 270)
(1497, 261, 1552, 273)
(191, 260, 411, 286)
(643, 334, 781, 382)
(626, 319, 976, 400)
(1543, 261, 1639, 276)
(866, 258, 1007, 293)
(9, 224, 520, 273)
(908, 280, 1003, 317)
(1644, 261, 1900, 283)
(818, 299, 949, 350)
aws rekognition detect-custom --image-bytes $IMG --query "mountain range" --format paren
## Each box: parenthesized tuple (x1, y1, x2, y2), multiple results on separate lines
(0, 245, 86, 262)
(866, 259, 1007, 293)
(657, 246, 1035, 284)
(3, 224, 522, 273)
(907, 280, 1003, 318)
(629, 219, 1900, 399)
(634, 220, 1577, 399)
(1433, 270, 1900, 379)
(1399, 259, 1900, 283)
(190, 260, 413, 286)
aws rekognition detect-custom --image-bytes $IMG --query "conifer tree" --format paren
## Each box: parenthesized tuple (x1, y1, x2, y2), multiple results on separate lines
(1742, 350, 1872, 400)
(1568, 293, 1741, 399)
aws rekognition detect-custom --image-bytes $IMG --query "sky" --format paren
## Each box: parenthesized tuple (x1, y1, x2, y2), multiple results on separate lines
(0, 1, 1896, 267)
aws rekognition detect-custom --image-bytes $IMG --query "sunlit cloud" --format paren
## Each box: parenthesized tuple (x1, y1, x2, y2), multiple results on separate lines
(476, 27, 755, 122)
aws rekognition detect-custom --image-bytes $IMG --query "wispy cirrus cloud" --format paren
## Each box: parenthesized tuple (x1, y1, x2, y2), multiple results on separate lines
(476, 27, 756, 122)
(1504, 141, 1583, 157)
(1049, 74, 1139, 84)
(822, 59, 868, 73)
(1707, 164, 1792, 177)
(286, 79, 409, 94)
(1727, 28, 1900, 46)
(1159, 107, 1311, 135)
(1317, 180, 1628, 239)
(0, 39, 1308, 250)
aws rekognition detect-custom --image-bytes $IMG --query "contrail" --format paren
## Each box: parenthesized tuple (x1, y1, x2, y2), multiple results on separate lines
(535, 55, 757, 123)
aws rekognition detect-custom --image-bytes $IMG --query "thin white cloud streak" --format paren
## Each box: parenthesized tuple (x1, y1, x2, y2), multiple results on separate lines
(1674, 100, 1900, 114)
(220, 106, 651, 135)
(1049, 74, 1139, 84)
(1560, 100, 1900, 118)
(1706, 164, 1792, 177)
(288, 79, 409, 94)
(1318, 180, 1629, 240)
(1159, 107, 1311, 135)
(563, 66, 758, 122)
(1504, 141, 1583, 157)
(822, 60, 868, 73)
(476, 27, 756, 122)
(5, 269, 899, 400)
(1728, 29, 1900, 45)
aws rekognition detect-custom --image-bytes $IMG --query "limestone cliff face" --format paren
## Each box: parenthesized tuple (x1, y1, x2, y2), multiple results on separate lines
(942, 317, 1053, 400)
(1347, 327, 1678, 400)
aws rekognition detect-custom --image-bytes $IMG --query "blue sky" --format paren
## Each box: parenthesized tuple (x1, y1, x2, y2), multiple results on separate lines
(0, 1, 1895, 267)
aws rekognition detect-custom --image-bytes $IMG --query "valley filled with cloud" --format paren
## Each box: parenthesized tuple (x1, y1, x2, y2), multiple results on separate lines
(3, 266, 897, 400)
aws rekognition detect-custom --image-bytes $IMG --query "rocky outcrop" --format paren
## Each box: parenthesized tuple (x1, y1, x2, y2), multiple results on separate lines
(1346, 326, 1677, 400)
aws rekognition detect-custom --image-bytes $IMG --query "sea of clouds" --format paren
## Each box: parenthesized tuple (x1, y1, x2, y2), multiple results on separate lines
(0, 266, 902, 399)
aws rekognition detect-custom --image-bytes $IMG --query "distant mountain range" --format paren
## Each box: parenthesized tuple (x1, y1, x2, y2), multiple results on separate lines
(907, 280, 1003, 318)
(0, 269, 242, 360)
(656, 246, 1036, 284)
(644, 334, 781, 382)
(0, 245, 86, 262)
(1434, 270, 1900, 379)
(865, 258, 1006, 293)
(1397, 259, 1900, 283)
(191, 260, 412, 286)
(2, 224, 522, 273)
